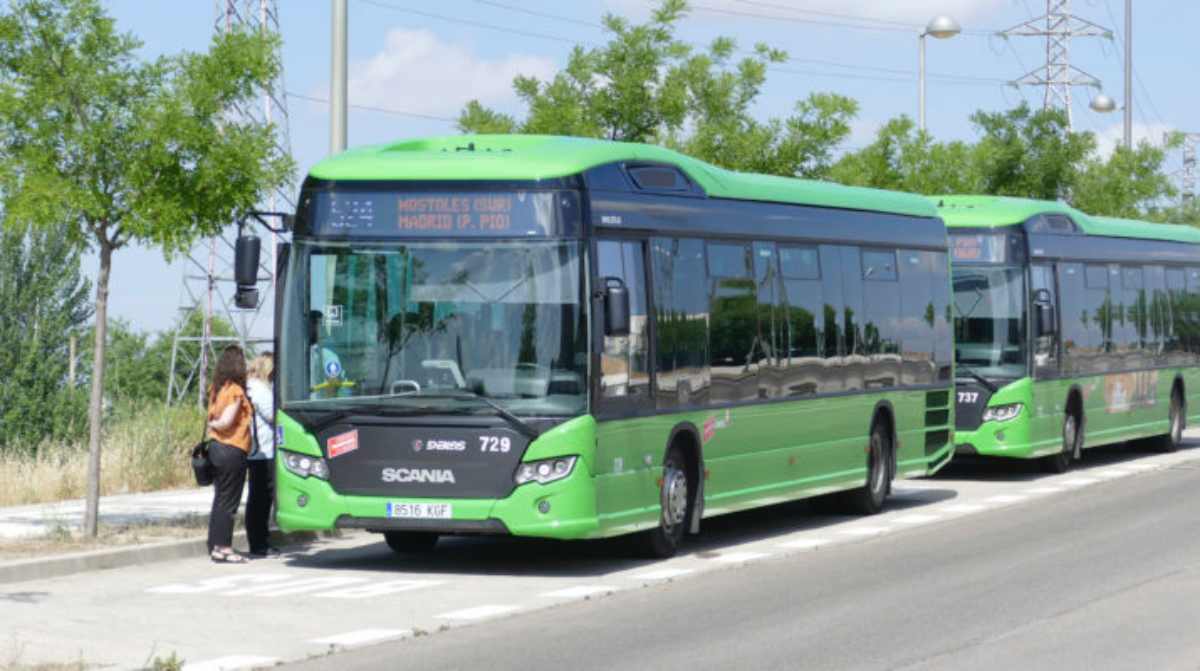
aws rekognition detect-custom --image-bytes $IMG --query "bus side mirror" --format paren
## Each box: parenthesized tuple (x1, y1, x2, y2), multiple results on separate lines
(234, 233, 261, 309)
(1036, 303, 1056, 337)
(602, 277, 630, 337)
(1033, 289, 1056, 337)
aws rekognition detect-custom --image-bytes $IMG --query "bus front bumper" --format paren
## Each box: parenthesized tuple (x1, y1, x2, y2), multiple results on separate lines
(275, 460, 601, 541)
(954, 420, 1048, 459)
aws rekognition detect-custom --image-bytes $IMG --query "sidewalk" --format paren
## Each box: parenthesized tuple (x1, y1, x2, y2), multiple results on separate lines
(0, 485, 329, 585)
(0, 486, 221, 540)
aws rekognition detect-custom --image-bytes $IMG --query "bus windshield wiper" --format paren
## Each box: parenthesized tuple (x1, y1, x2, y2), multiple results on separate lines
(301, 401, 445, 433)
(416, 392, 540, 440)
(956, 365, 998, 393)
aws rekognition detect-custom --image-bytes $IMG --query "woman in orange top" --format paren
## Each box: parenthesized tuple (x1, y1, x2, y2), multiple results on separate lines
(206, 345, 253, 563)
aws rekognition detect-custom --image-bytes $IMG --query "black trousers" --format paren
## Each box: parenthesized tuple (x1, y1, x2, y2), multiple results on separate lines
(246, 458, 275, 553)
(207, 442, 248, 550)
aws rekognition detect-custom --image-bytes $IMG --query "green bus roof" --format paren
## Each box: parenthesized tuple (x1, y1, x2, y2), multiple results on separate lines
(308, 134, 938, 219)
(932, 194, 1200, 244)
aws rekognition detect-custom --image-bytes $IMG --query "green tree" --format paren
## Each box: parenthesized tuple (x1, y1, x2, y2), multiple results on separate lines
(1071, 139, 1179, 218)
(829, 116, 977, 194)
(457, 0, 857, 178)
(0, 220, 92, 450)
(0, 0, 293, 535)
(969, 103, 1094, 201)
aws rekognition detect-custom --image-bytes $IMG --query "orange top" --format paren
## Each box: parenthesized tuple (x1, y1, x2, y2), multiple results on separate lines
(207, 382, 252, 453)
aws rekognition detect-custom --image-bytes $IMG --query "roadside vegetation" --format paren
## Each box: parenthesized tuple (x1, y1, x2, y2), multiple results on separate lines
(0, 403, 203, 509)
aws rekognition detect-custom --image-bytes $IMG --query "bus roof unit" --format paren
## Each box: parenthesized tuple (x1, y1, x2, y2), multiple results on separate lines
(309, 134, 938, 219)
(933, 194, 1200, 244)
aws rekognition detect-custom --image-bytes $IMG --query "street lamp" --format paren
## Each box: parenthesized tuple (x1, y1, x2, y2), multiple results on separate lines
(919, 15, 961, 133)
(1089, 93, 1117, 114)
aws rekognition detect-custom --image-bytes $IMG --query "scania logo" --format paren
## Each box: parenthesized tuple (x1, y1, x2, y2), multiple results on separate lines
(412, 439, 422, 452)
(381, 467, 457, 484)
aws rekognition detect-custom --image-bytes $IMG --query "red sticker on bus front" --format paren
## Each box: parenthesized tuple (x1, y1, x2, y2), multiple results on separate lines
(327, 430, 359, 458)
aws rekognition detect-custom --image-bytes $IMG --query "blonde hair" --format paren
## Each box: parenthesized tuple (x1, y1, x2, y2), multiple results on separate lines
(248, 353, 274, 381)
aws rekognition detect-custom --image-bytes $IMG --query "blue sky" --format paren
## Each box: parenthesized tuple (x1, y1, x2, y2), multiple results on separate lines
(91, 0, 1199, 336)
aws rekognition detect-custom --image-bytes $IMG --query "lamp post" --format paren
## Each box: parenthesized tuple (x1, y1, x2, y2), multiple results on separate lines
(919, 15, 961, 133)
(1090, 94, 1117, 115)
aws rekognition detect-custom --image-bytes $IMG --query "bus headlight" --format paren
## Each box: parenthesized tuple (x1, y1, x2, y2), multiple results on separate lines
(515, 456, 577, 486)
(281, 449, 330, 480)
(982, 403, 1023, 423)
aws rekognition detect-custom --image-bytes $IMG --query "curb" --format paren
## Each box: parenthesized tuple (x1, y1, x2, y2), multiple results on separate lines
(0, 529, 324, 586)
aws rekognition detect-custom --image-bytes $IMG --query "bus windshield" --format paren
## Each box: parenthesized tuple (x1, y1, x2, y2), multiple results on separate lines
(952, 265, 1028, 379)
(279, 239, 588, 417)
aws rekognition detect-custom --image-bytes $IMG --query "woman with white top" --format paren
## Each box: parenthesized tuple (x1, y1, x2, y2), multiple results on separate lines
(245, 353, 279, 558)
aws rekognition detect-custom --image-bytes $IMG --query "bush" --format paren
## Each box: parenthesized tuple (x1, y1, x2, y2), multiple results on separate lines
(0, 402, 205, 507)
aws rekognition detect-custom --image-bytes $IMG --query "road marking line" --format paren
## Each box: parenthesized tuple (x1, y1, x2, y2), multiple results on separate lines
(891, 514, 941, 525)
(777, 537, 831, 550)
(712, 551, 770, 563)
(939, 503, 985, 514)
(539, 585, 618, 599)
(315, 579, 444, 599)
(147, 574, 289, 595)
(310, 629, 409, 648)
(1024, 487, 1065, 495)
(629, 567, 693, 581)
(1092, 468, 1133, 479)
(436, 605, 520, 621)
(837, 526, 889, 537)
(983, 495, 1028, 504)
(1058, 477, 1098, 487)
(230, 577, 366, 597)
(1122, 463, 1158, 471)
(183, 655, 278, 671)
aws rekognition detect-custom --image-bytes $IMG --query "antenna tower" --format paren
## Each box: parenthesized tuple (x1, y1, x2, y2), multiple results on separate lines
(999, 0, 1112, 129)
(166, 0, 293, 405)
(1169, 132, 1200, 205)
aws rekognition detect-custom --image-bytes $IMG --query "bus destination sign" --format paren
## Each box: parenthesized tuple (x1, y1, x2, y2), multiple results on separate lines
(311, 190, 565, 238)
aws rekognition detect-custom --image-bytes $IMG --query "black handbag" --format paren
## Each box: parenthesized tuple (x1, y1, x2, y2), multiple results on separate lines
(191, 423, 214, 486)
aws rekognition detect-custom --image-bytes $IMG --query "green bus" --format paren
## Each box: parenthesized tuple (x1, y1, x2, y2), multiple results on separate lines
(257, 135, 956, 558)
(941, 195, 1200, 472)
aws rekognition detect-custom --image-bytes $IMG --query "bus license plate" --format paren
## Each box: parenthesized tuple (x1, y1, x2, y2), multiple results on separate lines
(386, 502, 452, 519)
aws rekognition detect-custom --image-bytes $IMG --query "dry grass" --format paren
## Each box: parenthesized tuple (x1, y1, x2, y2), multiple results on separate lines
(0, 404, 205, 508)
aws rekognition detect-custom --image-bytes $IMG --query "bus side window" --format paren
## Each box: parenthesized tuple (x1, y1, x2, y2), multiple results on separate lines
(1031, 264, 1059, 378)
(596, 240, 649, 402)
(1057, 263, 1086, 375)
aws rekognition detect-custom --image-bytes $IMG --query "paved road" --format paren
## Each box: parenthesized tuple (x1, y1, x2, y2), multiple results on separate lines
(2, 442, 1198, 670)
(290, 450, 1200, 671)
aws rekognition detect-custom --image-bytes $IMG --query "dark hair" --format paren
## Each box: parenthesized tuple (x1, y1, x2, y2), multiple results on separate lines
(209, 344, 247, 403)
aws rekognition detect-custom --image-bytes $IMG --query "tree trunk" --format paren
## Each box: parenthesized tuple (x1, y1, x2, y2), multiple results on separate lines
(83, 242, 113, 537)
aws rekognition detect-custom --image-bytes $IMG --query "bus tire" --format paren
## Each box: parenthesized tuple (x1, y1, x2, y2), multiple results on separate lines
(840, 420, 891, 515)
(1155, 388, 1184, 453)
(1042, 408, 1080, 474)
(383, 531, 439, 554)
(632, 445, 691, 559)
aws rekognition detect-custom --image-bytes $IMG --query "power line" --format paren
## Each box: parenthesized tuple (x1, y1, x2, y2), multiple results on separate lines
(287, 91, 457, 123)
(730, 0, 997, 36)
(356, 0, 1007, 86)
(356, 0, 579, 45)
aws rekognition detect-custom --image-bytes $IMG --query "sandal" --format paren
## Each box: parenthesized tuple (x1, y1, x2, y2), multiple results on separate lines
(210, 548, 248, 564)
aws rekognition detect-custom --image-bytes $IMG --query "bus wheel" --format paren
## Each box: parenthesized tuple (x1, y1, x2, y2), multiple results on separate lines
(841, 421, 890, 515)
(633, 445, 691, 559)
(1042, 411, 1078, 474)
(1156, 389, 1184, 453)
(383, 531, 439, 554)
